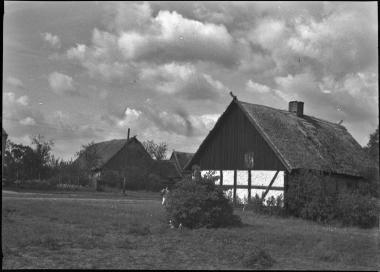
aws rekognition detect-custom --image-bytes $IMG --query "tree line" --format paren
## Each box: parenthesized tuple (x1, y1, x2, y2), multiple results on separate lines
(3, 135, 169, 187)
(2, 127, 378, 186)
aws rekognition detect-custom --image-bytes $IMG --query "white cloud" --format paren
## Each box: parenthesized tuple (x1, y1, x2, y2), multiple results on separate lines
(48, 72, 77, 95)
(117, 107, 142, 128)
(246, 80, 271, 93)
(249, 18, 288, 50)
(140, 62, 226, 100)
(16, 95, 29, 106)
(4, 92, 29, 106)
(19, 117, 36, 126)
(42, 32, 61, 48)
(6, 76, 24, 88)
(67, 44, 87, 60)
(115, 6, 238, 66)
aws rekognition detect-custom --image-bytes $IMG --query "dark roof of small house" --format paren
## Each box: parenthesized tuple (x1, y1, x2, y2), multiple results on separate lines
(152, 160, 182, 178)
(170, 150, 194, 174)
(2, 128, 8, 137)
(76, 137, 142, 171)
(186, 98, 373, 177)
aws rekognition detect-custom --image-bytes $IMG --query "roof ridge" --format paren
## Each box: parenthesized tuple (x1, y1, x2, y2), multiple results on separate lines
(239, 100, 345, 129)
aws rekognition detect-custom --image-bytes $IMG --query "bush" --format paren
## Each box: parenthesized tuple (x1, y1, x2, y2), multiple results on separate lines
(165, 176, 242, 229)
(336, 191, 379, 228)
(14, 179, 55, 190)
(286, 170, 379, 228)
(246, 193, 285, 216)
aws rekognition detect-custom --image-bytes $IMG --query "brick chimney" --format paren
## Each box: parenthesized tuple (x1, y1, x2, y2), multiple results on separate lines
(289, 101, 304, 117)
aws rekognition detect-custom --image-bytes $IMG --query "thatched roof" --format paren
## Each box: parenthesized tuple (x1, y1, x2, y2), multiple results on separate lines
(170, 150, 194, 175)
(186, 98, 372, 177)
(76, 136, 144, 171)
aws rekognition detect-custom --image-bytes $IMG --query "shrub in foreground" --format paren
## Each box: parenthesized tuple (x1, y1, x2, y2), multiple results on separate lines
(336, 191, 379, 228)
(286, 170, 379, 228)
(165, 177, 242, 229)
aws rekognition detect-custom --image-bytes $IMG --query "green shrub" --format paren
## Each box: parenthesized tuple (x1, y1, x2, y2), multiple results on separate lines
(246, 193, 285, 216)
(336, 191, 379, 228)
(15, 179, 56, 190)
(165, 177, 242, 229)
(286, 170, 379, 228)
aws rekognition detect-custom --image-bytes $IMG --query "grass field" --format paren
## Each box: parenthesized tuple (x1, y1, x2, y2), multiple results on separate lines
(2, 190, 379, 270)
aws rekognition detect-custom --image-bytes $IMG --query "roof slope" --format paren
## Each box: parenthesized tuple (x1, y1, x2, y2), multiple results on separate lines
(187, 98, 372, 177)
(76, 137, 142, 170)
(170, 151, 194, 173)
(151, 160, 182, 178)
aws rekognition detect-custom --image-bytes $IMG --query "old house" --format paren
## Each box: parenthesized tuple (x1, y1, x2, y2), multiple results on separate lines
(76, 136, 153, 189)
(185, 96, 373, 204)
(150, 159, 182, 188)
(76, 135, 182, 190)
(169, 150, 194, 177)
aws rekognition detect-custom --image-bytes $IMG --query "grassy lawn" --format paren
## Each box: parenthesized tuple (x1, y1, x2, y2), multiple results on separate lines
(2, 191, 379, 270)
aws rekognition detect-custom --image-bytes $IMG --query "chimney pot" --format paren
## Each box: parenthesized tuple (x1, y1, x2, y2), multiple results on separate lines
(289, 101, 304, 117)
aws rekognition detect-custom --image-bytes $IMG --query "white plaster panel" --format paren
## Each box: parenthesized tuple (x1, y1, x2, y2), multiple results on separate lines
(237, 171, 248, 185)
(251, 170, 284, 187)
(222, 170, 234, 185)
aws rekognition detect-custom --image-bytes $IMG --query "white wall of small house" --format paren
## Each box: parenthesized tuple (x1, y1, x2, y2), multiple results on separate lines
(201, 170, 284, 204)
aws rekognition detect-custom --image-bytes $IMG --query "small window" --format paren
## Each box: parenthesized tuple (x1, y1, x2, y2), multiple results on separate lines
(244, 152, 255, 169)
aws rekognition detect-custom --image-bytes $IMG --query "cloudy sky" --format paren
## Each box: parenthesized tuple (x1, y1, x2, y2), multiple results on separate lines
(3, 1, 378, 160)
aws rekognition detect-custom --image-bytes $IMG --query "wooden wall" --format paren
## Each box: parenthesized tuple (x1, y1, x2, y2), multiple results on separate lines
(195, 103, 286, 171)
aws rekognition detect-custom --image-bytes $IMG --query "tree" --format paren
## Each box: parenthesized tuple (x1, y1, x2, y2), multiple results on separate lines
(4, 140, 34, 181)
(363, 126, 379, 165)
(3, 135, 54, 182)
(143, 140, 168, 160)
(30, 135, 55, 180)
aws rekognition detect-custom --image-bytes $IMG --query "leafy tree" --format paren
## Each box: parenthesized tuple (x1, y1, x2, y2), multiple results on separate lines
(363, 125, 379, 165)
(143, 140, 168, 160)
(4, 140, 33, 181)
(30, 135, 55, 180)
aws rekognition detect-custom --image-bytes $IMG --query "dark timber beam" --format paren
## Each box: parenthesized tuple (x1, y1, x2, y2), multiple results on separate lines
(248, 170, 252, 203)
(220, 185, 284, 191)
(262, 170, 280, 200)
(233, 170, 237, 205)
(220, 170, 223, 186)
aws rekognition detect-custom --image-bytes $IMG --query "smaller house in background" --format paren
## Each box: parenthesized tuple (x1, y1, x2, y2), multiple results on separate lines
(76, 135, 182, 190)
(76, 136, 153, 189)
(150, 159, 182, 188)
(170, 150, 194, 177)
